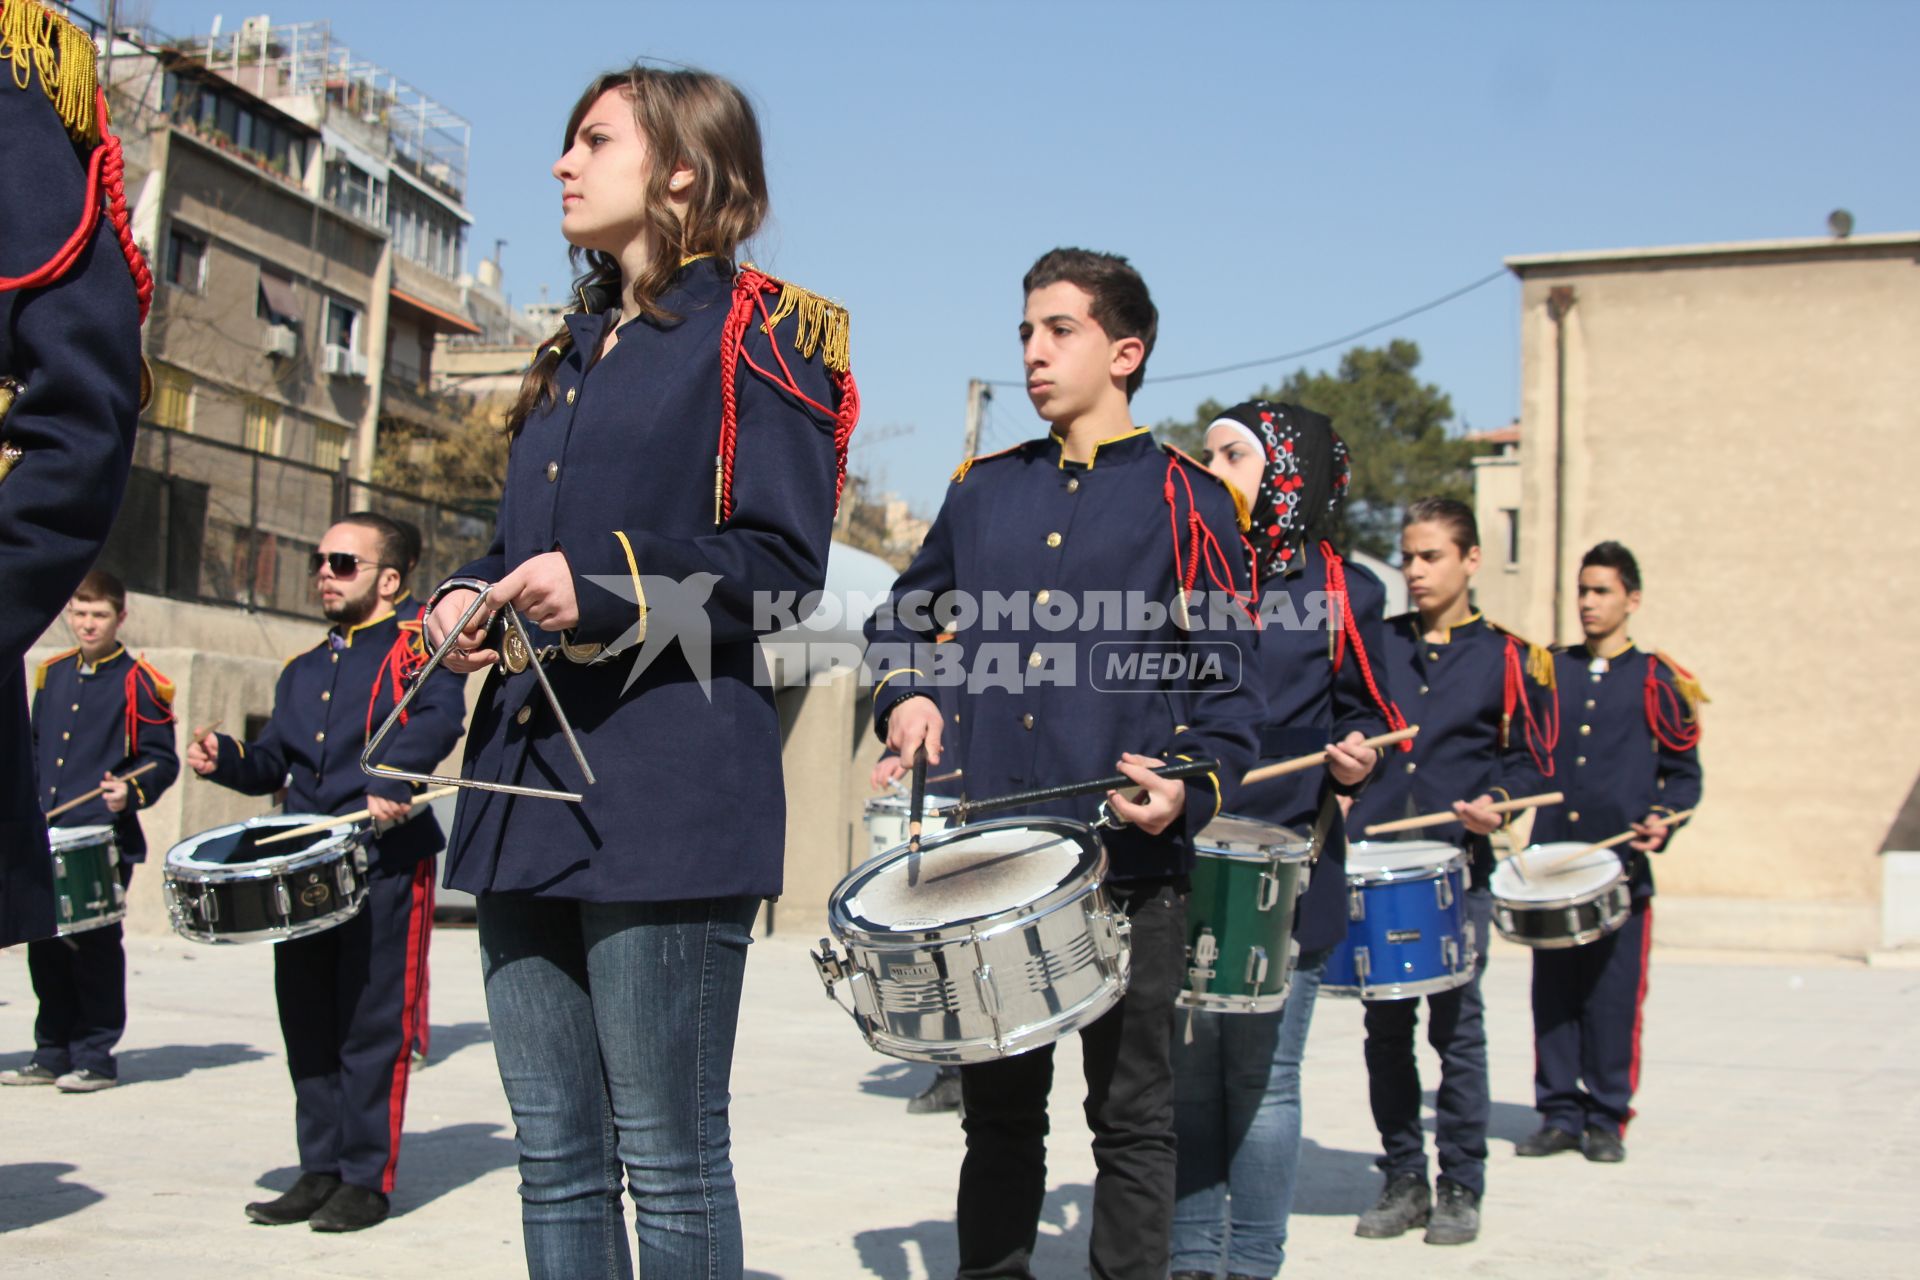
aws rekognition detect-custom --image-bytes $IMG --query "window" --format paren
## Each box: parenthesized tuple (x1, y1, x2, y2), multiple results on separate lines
(325, 298, 360, 352)
(311, 422, 351, 468)
(149, 365, 193, 431)
(1503, 508, 1521, 567)
(388, 183, 467, 279)
(257, 270, 300, 326)
(325, 159, 386, 225)
(165, 227, 206, 292)
(243, 398, 281, 455)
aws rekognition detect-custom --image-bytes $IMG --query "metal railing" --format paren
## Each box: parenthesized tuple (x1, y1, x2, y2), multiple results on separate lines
(98, 424, 495, 621)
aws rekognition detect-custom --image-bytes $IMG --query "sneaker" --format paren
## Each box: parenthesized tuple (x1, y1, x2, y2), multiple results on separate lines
(1423, 1176, 1480, 1246)
(906, 1066, 962, 1115)
(1355, 1171, 1431, 1238)
(1515, 1125, 1583, 1157)
(54, 1068, 117, 1092)
(1583, 1124, 1626, 1163)
(309, 1183, 390, 1232)
(0, 1063, 60, 1086)
(246, 1172, 342, 1226)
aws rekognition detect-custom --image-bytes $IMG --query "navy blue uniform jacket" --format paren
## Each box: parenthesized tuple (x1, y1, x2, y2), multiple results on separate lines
(208, 610, 467, 869)
(443, 259, 849, 903)
(1, 12, 144, 944)
(1231, 547, 1392, 951)
(32, 647, 179, 860)
(1530, 644, 1704, 898)
(1346, 612, 1555, 886)
(863, 430, 1264, 882)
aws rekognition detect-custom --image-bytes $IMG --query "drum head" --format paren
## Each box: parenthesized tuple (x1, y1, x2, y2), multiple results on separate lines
(50, 825, 115, 852)
(864, 794, 958, 819)
(168, 814, 356, 872)
(1345, 840, 1463, 880)
(1196, 814, 1312, 863)
(1493, 844, 1624, 903)
(837, 818, 1097, 933)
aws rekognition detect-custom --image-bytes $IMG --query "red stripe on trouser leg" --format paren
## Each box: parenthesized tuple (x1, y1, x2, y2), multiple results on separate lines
(380, 860, 434, 1193)
(1623, 903, 1654, 1135)
(414, 876, 435, 1059)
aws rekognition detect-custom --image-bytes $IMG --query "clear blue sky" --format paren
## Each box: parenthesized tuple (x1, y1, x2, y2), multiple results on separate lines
(146, 0, 1915, 511)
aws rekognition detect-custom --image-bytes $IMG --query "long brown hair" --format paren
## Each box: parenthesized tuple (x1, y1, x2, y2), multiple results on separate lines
(506, 64, 770, 435)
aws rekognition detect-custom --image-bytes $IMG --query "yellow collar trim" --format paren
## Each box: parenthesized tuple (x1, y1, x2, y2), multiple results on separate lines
(679, 252, 716, 268)
(79, 644, 127, 673)
(340, 609, 397, 648)
(1418, 610, 1481, 645)
(1051, 425, 1150, 470)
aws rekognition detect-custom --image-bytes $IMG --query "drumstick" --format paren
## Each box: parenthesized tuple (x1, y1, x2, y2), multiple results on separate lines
(44, 762, 160, 819)
(1363, 791, 1564, 837)
(189, 718, 224, 743)
(932, 758, 1221, 822)
(1242, 726, 1421, 785)
(254, 786, 461, 846)
(1536, 809, 1697, 876)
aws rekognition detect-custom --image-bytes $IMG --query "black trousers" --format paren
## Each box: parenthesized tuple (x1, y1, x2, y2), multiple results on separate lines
(28, 861, 135, 1078)
(1532, 899, 1653, 1137)
(274, 857, 433, 1193)
(1362, 887, 1493, 1197)
(955, 880, 1185, 1280)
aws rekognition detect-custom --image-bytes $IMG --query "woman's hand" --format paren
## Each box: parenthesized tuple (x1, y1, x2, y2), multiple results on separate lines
(426, 587, 497, 674)
(492, 552, 580, 633)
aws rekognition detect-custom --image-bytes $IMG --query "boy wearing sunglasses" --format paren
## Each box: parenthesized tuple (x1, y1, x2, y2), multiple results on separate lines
(186, 513, 467, 1233)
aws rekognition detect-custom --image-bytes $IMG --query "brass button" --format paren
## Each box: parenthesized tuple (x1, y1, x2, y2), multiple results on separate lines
(1418, 685, 1429, 695)
(70, 703, 79, 712)
(1036, 589, 1051, 605)
(61, 731, 70, 741)
(565, 388, 577, 405)
(1066, 478, 1080, 494)
(1427, 651, 1440, 661)
(1579, 724, 1591, 736)
(314, 731, 325, 743)
(516, 706, 532, 726)
(1584, 699, 1596, 710)
(55, 757, 64, 768)
(1045, 532, 1062, 548)
(331, 653, 339, 664)
(1576, 755, 1587, 767)
(546, 461, 559, 482)
(321, 691, 331, 702)
(1405, 761, 1417, 774)
(1021, 713, 1035, 730)
(1569, 810, 1581, 822)
(1027, 651, 1043, 668)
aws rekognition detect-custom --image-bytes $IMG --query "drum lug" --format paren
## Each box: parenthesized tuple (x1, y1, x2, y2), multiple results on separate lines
(810, 938, 847, 989)
(274, 879, 293, 920)
(57, 894, 73, 925)
(200, 885, 219, 924)
(1565, 907, 1582, 935)
(1348, 887, 1365, 921)
(974, 963, 1002, 1020)
(1244, 945, 1269, 988)
(1188, 929, 1218, 996)
(1435, 876, 1454, 910)
(336, 858, 357, 899)
(1257, 868, 1282, 912)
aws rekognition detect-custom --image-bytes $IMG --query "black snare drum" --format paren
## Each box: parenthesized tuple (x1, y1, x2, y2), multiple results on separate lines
(163, 815, 367, 944)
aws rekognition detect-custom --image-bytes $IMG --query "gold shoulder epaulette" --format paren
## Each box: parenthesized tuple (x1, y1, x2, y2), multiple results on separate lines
(1655, 650, 1708, 712)
(134, 654, 175, 704)
(1, 0, 102, 145)
(952, 441, 1028, 484)
(33, 645, 79, 691)
(755, 273, 850, 375)
(1488, 619, 1555, 690)
(1162, 444, 1251, 532)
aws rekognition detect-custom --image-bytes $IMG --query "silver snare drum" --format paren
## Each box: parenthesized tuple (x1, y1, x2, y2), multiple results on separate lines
(813, 817, 1130, 1064)
(1490, 843, 1632, 949)
(861, 792, 957, 862)
(163, 815, 368, 945)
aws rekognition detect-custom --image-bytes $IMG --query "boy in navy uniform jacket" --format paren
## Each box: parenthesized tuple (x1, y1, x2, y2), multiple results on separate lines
(0, 573, 176, 1091)
(1346, 498, 1556, 1247)
(1, 0, 152, 947)
(865, 249, 1263, 1280)
(188, 514, 467, 1232)
(1516, 541, 1703, 1164)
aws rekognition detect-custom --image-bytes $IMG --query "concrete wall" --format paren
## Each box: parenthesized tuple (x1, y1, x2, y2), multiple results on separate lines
(1470, 452, 1525, 627)
(1503, 237, 1920, 953)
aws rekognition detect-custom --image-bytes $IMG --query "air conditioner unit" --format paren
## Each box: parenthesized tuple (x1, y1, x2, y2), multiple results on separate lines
(323, 345, 367, 379)
(263, 326, 298, 360)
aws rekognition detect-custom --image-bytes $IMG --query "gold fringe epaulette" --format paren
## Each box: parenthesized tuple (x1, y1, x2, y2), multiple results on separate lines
(1488, 619, 1556, 690)
(758, 277, 850, 374)
(1162, 444, 1251, 532)
(951, 441, 1027, 484)
(134, 654, 176, 704)
(33, 645, 79, 691)
(1, 0, 101, 146)
(1655, 650, 1708, 714)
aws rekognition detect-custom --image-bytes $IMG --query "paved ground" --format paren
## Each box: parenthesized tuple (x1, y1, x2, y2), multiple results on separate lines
(2, 924, 1915, 1279)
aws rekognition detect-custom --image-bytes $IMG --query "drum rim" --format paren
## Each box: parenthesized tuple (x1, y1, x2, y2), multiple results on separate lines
(829, 815, 1105, 943)
(1193, 844, 1313, 866)
(863, 793, 959, 816)
(1343, 840, 1468, 882)
(1195, 813, 1312, 861)
(1490, 851, 1628, 910)
(165, 815, 360, 882)
(49, 824, 117, 850)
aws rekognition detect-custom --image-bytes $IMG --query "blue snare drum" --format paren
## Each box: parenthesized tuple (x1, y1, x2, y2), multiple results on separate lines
(1322, 840, 1474, 1000)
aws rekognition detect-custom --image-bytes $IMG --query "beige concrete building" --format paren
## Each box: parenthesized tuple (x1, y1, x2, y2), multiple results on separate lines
(1488, 231, 1920, 954)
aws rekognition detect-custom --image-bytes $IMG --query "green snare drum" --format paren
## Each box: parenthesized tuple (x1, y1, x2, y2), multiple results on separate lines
(1180, 815, 1314, 1013)
(51, 824, 124, 936)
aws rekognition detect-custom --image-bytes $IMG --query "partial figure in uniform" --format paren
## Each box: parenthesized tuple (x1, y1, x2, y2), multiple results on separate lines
(187, 513, 468, 1232)
(1515, 541, 1703, 1164)
(0, 572, 176, 1091)
(1169, 402, 1400, 1280)
(423, 64, 857, 1280)
(864, 248, 1263, 1280)
(1, 0, 154, 946)
(1345, 497, 1557, 1246)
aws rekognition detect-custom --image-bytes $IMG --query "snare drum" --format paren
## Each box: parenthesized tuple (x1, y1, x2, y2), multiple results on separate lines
(861, 793, 957, 862)
(1490, 843, 1631, 949)
(813, 817, 1130, 1064)
(51, 825, 124, 936)
(164, 815, 368, 945)
(1181, 815, 1312, 1013)
(1322, 840, 1473, 1000)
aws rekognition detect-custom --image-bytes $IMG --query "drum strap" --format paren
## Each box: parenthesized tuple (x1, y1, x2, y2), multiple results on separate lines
(1307, 791, 1338, 864)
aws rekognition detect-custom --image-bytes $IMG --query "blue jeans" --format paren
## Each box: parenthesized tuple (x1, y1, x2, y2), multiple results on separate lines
(478, 893, 758, 1280)
(1170, 945, 1330, 1278)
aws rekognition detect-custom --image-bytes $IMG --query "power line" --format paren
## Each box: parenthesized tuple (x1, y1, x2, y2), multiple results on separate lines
(983, 266, 1510, 390)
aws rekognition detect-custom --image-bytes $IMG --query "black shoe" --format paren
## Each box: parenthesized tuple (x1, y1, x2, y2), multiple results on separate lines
(245, 1172, 341, 1225)
(906, 1066, 962, 1115)
(309, 1182, 390, 1232)
(0, 1063, 60, 1086)
(1423, 1176, 1480, 1246)
(1515, 1125, 1583, 1157)
(1584, 1124, 1626, 1163)
(1355, 1171, 1430, 1238)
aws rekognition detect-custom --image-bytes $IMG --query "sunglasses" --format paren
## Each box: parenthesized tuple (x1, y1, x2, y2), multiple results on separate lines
(308, 552, 391, 579)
